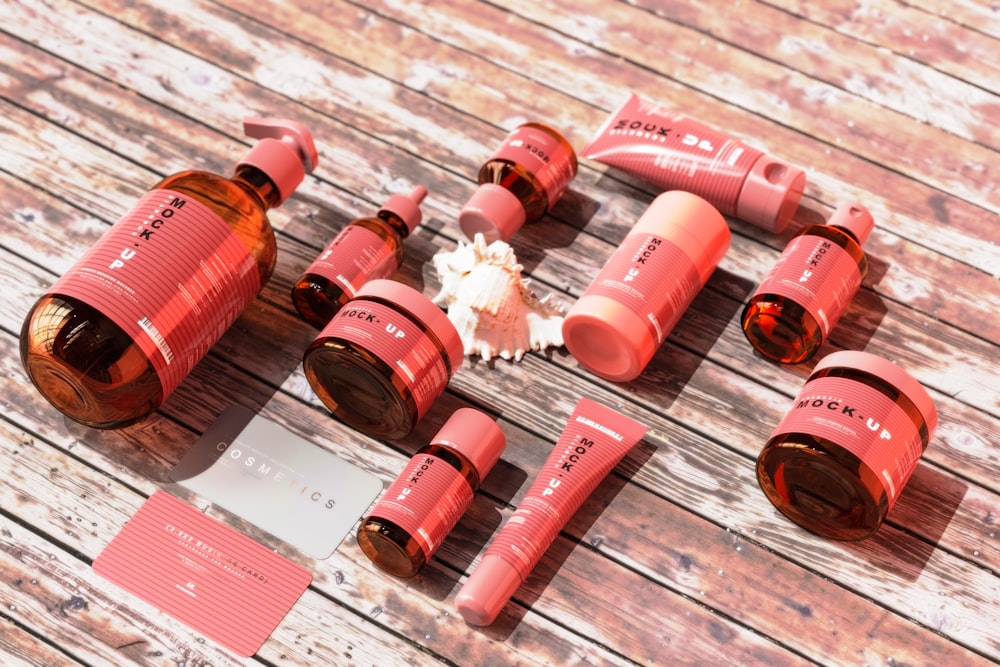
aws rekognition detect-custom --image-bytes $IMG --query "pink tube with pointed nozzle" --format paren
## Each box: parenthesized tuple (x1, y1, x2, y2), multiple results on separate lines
(455, 397, 648, 625)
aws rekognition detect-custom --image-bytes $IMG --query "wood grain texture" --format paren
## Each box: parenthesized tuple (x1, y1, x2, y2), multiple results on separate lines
(1, 0, 998, 665)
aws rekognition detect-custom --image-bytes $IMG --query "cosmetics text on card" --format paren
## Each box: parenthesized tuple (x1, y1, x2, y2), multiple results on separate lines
(562, 191, 730, 382)
(302, 279, 464, 441)
(431, 233, 567, 361)
(582, 93, 806, 233)
(358, 408, 506, 577)
(742, 202, 874, 364)
(756, 351, 937, 541)
(459, 123, 577, 243)
(19, 118, 318, 429)
(292, 186, 427, 329)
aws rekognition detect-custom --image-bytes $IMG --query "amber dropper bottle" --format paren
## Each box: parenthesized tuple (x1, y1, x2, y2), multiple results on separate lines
(459, 123, 577, 243)
(742, 202, 874, 364)
(357, 408, 506, 577)
(291, 186, 427, 328)
(20, 118, 318, 428)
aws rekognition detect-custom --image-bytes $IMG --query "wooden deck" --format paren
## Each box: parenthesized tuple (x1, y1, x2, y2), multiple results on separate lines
(2, 0, 998, 664)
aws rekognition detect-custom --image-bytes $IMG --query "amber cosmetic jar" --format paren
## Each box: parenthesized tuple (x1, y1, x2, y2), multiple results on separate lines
(302, 279, 464, 440)
(756, 350, 937, 540)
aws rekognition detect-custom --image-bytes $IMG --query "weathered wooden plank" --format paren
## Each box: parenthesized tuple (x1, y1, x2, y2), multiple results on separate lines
(766, 0, 1000, 91)
(898, 0, 1000, 39)
(0, 617, 84, 667)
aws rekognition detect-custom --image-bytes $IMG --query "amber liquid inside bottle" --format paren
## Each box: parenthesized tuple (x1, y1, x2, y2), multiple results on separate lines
(756, 367, 929, 540)
(20, 167, 279, 429)
(742, 225, 868, 364)
(478, 123, 577, 224)
(357, 445, 480, 577)
(291, 213, 408, 329)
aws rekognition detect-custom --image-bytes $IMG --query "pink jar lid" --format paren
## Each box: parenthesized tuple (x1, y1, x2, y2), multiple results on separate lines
(736, 154, 807, 234)
(354, 279, 465, 373)
(432, 408, 506, 479)
(813, 350, 938, 438)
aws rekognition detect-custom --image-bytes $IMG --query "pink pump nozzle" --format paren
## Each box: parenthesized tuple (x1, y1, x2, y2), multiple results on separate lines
(239, 117, 320, 205)
(380, 185, 428, 233)
(828, 201, 874, 245)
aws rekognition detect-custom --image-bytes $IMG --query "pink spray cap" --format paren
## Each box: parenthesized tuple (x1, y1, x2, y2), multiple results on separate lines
(239, 118, 319, 205)
(827, 202, 875, 245)
(455, 554, 522, 626)
(380, 185, 428, 233)
(432, 407, 506, 480)
(736, 153, 807, 233)
(813, 350, 938, 444)
(458, 183, 526, 243)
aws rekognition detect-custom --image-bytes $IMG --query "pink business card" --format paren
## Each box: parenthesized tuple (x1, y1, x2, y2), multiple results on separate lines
(93, 491, 312, 657)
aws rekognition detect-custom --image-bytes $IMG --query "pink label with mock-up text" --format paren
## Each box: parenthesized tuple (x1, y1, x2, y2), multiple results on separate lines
(582, 232, 701, 345)
(752, 235, 860, 338)
(304, 224, 398, 298)
(490, 125, 576, 207)
(50, 189, 260, 397)
(369, 454, 473, 556)
(320, 299, 450, 418)
(771, 377, 923, 506)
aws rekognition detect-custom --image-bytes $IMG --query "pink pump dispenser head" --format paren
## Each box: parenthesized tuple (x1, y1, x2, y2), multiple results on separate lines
(736, 155, 807, 233)
(239, 118, 319, 205)
(828, 202, 875, 244)
(380, 185, 428, 233)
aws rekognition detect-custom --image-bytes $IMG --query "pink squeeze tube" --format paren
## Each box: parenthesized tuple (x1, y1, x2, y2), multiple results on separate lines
(583, 93, 807, 233)
(455, 397, 648, 626)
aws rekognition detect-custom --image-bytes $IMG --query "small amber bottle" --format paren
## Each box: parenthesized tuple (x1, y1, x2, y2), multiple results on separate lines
(302, 279, 464, 440)
(20, 118, 318, 428)
(757, 350, 937, 540)
(459, 123, 577, 243)
(358, 408, 506, 577)
(742, 202, 874, 364)
(291, 186, 427, 328)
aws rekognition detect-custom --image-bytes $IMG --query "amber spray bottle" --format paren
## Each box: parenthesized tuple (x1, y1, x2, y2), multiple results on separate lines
(357, 408, 506, 577)
(291, 186, 427, 328)
(742, 202, 874, 364)
(459, 123, 577, 243)
(20, 118, 318, 429)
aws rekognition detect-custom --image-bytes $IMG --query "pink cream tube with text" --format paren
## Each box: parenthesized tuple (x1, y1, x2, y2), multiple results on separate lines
(455, 397, 648, 626)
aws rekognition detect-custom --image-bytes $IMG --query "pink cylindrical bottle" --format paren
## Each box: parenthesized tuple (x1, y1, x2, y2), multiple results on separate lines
(357, 408, 507, 577)
(291, 187, 427, 329)
(757, 350, 937, 540)
(561, 191, 730, 382)
(742, 202, 874, 364)
(582, 93, 807, 233)
(302, 279, 464, 440)
(20, 118, 318, 428)
(459, 123, 578, 243)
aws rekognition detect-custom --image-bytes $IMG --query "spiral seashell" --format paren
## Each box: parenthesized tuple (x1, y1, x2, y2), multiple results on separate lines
(431, 234, 566, 361)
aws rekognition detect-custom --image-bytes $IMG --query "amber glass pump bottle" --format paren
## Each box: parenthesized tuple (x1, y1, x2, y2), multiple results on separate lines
(20, 118, 319, 429)
(291, 186, 427, 328)
(742, 202, 874, 364)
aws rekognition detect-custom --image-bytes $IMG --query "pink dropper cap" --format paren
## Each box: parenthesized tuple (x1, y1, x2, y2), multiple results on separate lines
(736, 154, 807, 233)
(458, 184, 526, 243)
(380, 185, 428, 233)
(455, 554, 522, 626)
(239, 118, 319, 205)
(828, 202, 875, 245)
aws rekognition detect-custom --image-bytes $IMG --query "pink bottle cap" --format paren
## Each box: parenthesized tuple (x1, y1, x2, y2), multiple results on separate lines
(240, 118, 319, 205)
(814, 350, 938, 439)
(736, 154, 807, 233)
(432, 407, 506, 479)
(562, 191, 730, 382)
(458, 183, 526, 243)
(455, 554, 522, 626)
(354, 279, 465, 373)
(828, 202, 874, 245)
(380, 185, 428, 233)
